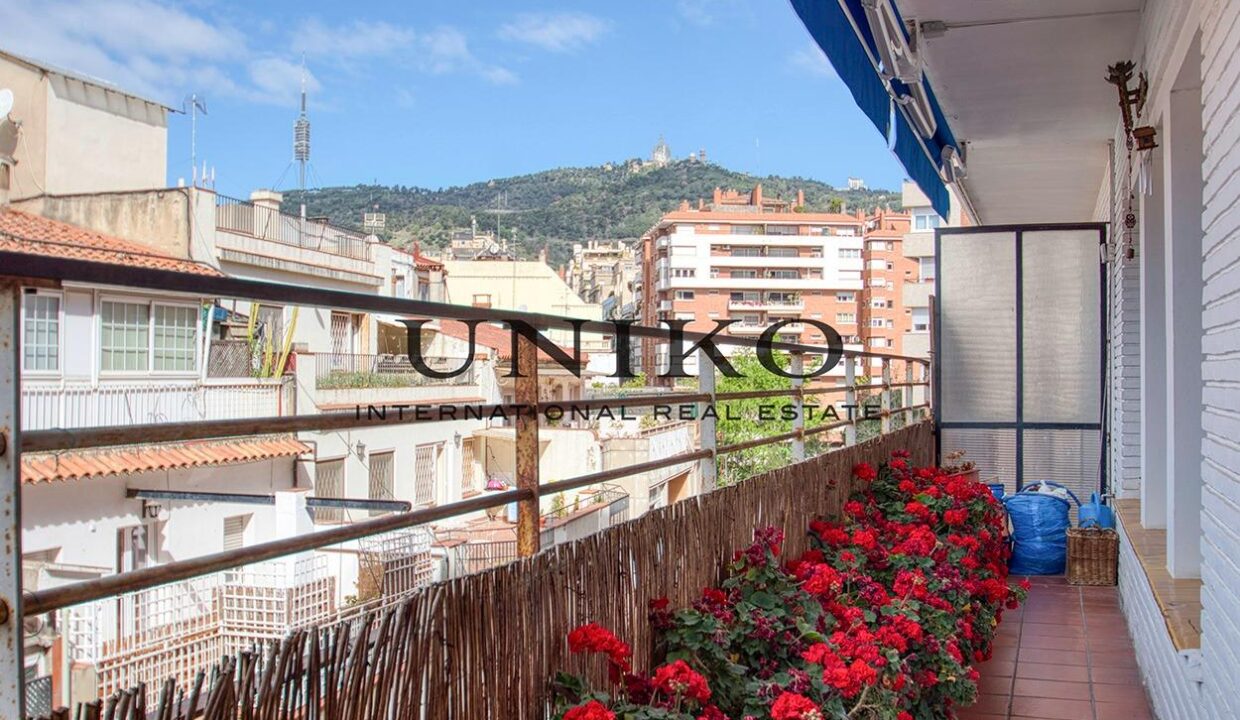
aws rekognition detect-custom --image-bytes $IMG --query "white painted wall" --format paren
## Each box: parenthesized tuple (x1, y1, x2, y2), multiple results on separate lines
(22, 459, 297, 582)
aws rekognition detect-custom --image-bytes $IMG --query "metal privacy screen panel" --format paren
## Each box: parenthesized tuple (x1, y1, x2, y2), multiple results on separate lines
(934, 224, 1106, 498)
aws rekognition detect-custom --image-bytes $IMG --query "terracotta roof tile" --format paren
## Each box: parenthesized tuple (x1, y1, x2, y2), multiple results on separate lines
(22, 436, 311, 484)
(0, 209, 223, 276)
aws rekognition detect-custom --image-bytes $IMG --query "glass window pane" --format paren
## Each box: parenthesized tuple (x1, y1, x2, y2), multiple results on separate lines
(100, 301, 149, 372)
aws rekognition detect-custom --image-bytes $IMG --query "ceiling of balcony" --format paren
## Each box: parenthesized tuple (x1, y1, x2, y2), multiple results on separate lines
(898, 0, 1142, 224)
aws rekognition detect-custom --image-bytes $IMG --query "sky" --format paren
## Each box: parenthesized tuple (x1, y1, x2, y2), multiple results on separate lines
(0, 0, 908, 198)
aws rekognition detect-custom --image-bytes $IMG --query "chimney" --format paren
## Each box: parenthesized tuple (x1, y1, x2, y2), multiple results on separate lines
(796, 189, 805, 209)
(752, 183, 763, 208)
(713, 187, 723, 205)
(539, 245, 548, 264)
(679, 199, 690, 211)
(698, 198, 706, 210)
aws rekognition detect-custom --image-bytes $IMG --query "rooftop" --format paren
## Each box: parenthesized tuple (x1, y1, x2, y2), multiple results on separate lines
(0, 208, 222, 276)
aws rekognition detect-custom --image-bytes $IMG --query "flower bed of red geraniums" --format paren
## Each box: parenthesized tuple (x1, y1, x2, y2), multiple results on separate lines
(552, 451, 1029, 720)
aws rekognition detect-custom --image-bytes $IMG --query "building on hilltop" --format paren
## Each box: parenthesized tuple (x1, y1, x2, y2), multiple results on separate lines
(650, 135, 671, 167)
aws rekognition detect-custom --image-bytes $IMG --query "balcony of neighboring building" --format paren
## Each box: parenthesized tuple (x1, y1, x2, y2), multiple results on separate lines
(727, 291, 805, 312)
(902, 279, 934, 309)
(213, 191, 382, 287)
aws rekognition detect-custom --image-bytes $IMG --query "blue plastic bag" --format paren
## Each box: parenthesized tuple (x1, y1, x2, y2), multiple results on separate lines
(1004, 490, 1072, 575)
(1078, 492, 1116, 529)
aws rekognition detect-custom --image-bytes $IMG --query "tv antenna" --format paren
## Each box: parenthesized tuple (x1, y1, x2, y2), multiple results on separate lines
(184, 94, 207, 186)
(293, 59, 311, 192)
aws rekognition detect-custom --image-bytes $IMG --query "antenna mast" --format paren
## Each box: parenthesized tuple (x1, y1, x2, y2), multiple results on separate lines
(293, 62, 311, 192)
(185, 94, 207, 186)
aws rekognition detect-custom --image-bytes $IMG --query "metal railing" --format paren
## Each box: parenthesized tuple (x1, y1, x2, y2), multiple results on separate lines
(314, 353, 476, 389)
(0, 252, 930, 716)
(214, 194, 373, 262)
(20, 378, 292, 430)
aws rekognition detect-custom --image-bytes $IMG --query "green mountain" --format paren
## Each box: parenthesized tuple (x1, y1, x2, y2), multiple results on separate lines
(283, 160, 901, 267)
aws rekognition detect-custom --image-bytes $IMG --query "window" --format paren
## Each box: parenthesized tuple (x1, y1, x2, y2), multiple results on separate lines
(912, 308, 930, 332)
(223, 514, 251, 551)
(869, 337, 891, 348)
(768, 247, 798, 258)
(836, 313, 856, 324)
(472, 293, 492, 308)
(709, 267, 721, 278)
(920, 257, 937, 282)
(731, 291, 760, 304)
(870, 319, 885, 328)
(766, 224, 800, 235)
(730, 247, 762, 257)
(101, 301, 149, 371)
(872, 299, 887, 308)
(768, 270, 799, 279)
(368, 451, 395, 516)
(461, 438, 476, 493)
(886, 262, 895, 271)
(731, 225, 760, 235)
(675, 290, 695, 301)
(732, 270, 758, 279)
(22, 291, 60, 372)
(314, 459, 344, 523)
(415, 444, 439, 507)
(672, 268, 696, 278)
(869, 278, 885, 287)
(100, 299, 201, 373)
(838, 248, 861, 259)
(836, 292, 855, 302)
(913, 211, 942, 231)
(869, 260, 887, 270)
(153, 305, 197, 371)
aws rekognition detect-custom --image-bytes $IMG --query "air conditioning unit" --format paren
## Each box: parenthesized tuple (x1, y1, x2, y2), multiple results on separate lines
(861, 0, 921, 84)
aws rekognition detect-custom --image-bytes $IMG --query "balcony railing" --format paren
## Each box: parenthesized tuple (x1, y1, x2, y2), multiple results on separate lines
(20, 378, 294, 430)
(314, 353, 476, 389)
(215, 194, 373, 261)
(727, 298, 805, 311)
(0, 250, 931, 718)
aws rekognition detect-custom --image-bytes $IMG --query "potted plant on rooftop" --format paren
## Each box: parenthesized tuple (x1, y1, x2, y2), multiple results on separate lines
(942, 449, 979, 483)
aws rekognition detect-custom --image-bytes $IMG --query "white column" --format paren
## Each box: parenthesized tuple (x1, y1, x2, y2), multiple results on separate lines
(791, 353, 806, 462)
(698, 348, 717, 491)
(1163, 76, 1204, 579)
(1141, 141, 1168, 527)
(0, 282, 25, 718)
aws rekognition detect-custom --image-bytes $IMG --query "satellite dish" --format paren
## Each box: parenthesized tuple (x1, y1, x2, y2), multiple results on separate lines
(0, 89, 13, 122)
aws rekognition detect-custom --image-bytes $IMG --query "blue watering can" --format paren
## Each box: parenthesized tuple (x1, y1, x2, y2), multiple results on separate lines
(1078, 492, 1116, 529)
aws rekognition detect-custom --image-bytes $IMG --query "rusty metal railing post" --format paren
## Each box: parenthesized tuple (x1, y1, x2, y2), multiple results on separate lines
(698, 348, 718, 491)
(0, 281, 25, 718)
(880, 358, 892, 435)
(514, 333, 541, 557)
(843, 355, 857, 446)
(790, 352, 806, 462)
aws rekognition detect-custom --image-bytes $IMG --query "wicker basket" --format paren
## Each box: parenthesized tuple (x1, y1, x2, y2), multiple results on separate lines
(1066, 527, 1119, 586)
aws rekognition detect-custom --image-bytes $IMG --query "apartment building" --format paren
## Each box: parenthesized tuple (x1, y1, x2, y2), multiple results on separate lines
(859, 208, 915, 366)
(565, 239, 638, 308)
(638, 185, 866, 377)
(898, 180, 969, 359)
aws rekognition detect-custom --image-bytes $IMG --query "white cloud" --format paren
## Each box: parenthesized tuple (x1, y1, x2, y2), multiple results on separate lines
(420, 26, 517, 85)
(789, 43, 837, 80)
(498, 12, 609, 53)
(248, 57, 320, 103)
(0, 0, 245, 103)
(294, 18, 416, 61)
(676, 0, 714, 26)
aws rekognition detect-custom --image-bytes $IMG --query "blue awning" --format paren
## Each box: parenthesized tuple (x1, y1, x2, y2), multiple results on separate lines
(790, 0, 958, 217)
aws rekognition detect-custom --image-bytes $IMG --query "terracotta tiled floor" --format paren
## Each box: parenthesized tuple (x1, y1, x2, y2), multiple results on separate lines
(959, 576, 1155, 720)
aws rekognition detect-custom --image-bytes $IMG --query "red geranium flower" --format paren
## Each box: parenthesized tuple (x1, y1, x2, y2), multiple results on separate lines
(562, 700, 615, 720)
(853, 462, 878, 481)
(567, 623, 632, 681)
(770, 691, 823, 720)
(652, 660, 711, 703)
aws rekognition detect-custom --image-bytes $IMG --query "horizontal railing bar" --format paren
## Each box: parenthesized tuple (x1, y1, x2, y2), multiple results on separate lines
(803, 386, 851, 396)
(713, 388, 796, 401)
(538, 449, 713, 496)
(886, 382, 929, 389)
(23, 488, 533, 617)
(717, 429, 801, 455)
(126, 489, 411, 512)
(803, 419, 852, 437)
(21, 394, 719, 453)
(0, 253, 929, 363)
